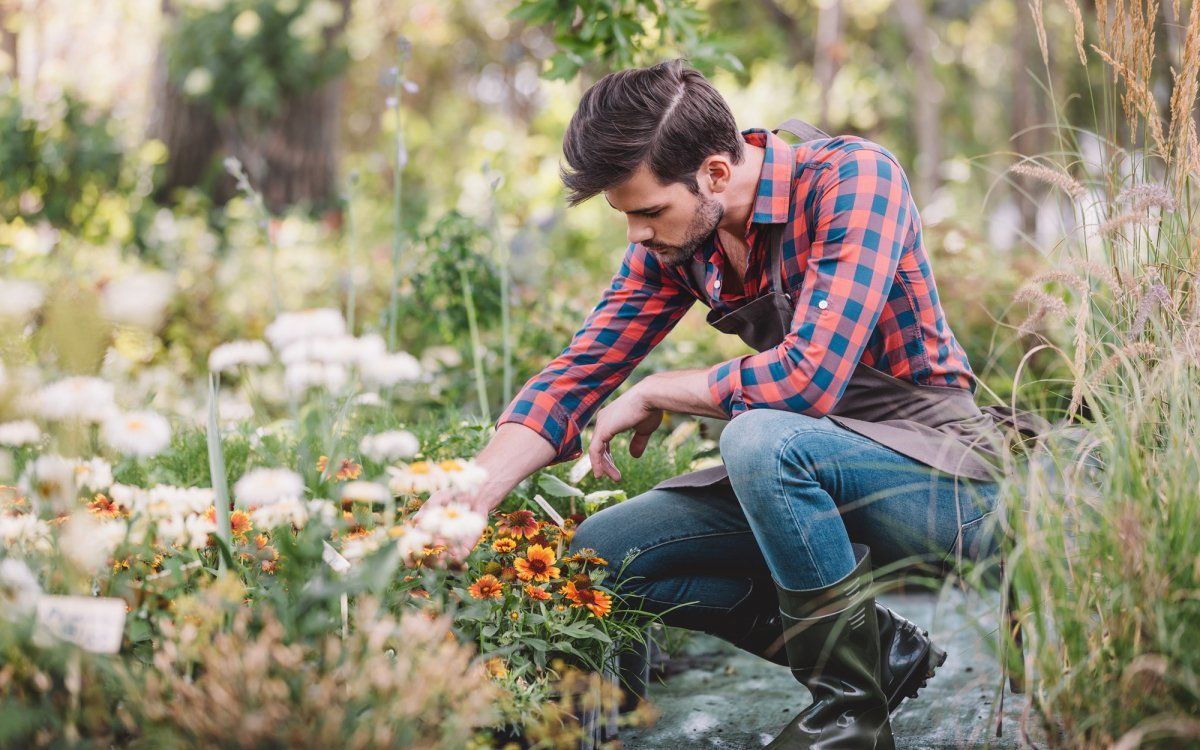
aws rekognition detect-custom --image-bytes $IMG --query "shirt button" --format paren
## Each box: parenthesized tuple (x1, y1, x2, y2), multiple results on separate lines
(818, 300, 829, 309)
(714, 279, 722, 289)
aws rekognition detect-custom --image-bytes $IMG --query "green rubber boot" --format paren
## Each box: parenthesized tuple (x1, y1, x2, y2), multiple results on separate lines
(766, 543, 895, 750)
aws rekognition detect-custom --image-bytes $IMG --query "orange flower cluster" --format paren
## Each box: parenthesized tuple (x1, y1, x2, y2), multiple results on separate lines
(316, 455, 363, 481)
(467, 503, 615, 620)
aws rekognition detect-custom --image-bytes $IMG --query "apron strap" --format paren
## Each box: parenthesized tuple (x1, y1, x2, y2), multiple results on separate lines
(773, 118, 830, 142)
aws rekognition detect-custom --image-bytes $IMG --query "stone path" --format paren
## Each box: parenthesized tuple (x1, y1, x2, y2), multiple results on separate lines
(621, 588, 1046, 749)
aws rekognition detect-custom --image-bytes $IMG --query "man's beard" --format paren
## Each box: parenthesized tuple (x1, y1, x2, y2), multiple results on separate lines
(644, 195, 724, 267)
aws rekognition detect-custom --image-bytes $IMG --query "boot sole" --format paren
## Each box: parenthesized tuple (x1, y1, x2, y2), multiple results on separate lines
(887, 630, 947, 715)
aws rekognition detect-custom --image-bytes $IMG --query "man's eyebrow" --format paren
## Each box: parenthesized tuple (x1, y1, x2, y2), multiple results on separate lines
(603, 197, 666, 215)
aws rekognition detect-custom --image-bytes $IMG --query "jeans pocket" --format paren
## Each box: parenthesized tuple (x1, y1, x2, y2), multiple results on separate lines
(944, 510, 1000, 568)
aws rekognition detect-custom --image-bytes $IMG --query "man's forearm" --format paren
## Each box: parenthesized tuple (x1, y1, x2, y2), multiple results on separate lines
(635, 368, 728, 420)
(473, 422, 558, 509)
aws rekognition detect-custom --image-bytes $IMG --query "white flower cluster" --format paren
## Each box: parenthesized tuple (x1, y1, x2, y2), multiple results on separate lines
(385, 459, 487, 496)
(231, 467, 324, 531)
(74, 457, 114, 492)
(414, 501, 486, 547)
(0, 279, 45, 322)
(60, 513, 129, 573)
(102, 410, 172, 458)
(100, 271, 175, 329)
(358, 430, 420, 463)
(0, 558, 42, 620)
(339, 480, 390, 505)
(0, 420, 42, 448)
(18, 454, 81, 513)
(0, 514, 52, 554)
(109, 483, 214, 519)
(208, 340, 272, 373)
(35, 377, 117, 423)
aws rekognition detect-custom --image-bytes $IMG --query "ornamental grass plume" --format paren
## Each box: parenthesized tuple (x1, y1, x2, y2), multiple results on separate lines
(129, 600, 499, 749)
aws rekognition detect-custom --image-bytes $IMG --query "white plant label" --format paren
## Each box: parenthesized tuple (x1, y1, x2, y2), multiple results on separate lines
(532, 493, 565, 528)
(322, 541, 352, 573)
(34, 596, 126, 654)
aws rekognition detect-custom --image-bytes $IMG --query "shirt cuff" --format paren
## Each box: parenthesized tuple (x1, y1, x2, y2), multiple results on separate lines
(496, 399, 583, 465)
(707, 356, 749, 418)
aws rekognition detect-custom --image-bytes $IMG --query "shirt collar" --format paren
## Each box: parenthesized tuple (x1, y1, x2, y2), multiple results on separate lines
(743, 128, 794, 225)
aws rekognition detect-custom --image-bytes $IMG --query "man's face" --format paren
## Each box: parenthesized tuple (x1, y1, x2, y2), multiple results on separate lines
(604, 162, 724, 267)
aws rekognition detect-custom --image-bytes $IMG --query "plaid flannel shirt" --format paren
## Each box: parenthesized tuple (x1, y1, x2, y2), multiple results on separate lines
(498, 129, 976, 464)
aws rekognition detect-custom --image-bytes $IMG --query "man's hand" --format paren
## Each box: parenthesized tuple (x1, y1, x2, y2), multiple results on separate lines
(411, 486, 492, 565)
(589, 383, 664, 481)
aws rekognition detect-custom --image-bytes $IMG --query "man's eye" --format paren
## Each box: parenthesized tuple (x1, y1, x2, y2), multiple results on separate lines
(644, 210, 663, 218)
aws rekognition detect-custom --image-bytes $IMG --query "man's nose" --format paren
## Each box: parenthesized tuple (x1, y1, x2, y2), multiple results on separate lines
(627, 221, 653, 246)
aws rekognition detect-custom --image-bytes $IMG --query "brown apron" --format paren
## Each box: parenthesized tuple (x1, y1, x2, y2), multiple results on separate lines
(653, 120, 1048, 491)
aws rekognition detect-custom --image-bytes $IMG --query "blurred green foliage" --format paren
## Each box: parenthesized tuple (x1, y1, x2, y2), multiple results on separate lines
(0, 89, 161, 243)
(166, 0, 351, 119)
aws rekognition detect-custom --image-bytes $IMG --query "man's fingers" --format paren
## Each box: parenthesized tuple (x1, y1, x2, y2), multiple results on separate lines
(629, 432, 649, 458)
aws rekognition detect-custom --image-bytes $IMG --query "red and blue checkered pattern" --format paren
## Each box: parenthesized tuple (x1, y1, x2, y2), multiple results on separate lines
(498, 129, 976, 463)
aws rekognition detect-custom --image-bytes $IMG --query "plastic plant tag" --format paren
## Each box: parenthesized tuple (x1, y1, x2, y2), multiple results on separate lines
(322, 541, 352, 573)
(532, 493, 565, 528)
(34, 595, 126, 654)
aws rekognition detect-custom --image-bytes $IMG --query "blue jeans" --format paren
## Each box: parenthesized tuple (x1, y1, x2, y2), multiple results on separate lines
(570, 410, 1001, 634)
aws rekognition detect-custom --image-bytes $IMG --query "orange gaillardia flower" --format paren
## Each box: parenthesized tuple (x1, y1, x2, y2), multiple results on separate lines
(485, 656, 508, 679)
(87, 493, 124, 519)
(497, 509, 540, 540)
(491, 538, 517, 554)
(514, 544, 560, 583)
(524, 584, 552, 601)
(468, 574, 504, 600)
(561, 580, 613, 618)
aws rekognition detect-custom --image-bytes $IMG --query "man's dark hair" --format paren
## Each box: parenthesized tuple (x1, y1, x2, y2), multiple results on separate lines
(561, 59, 744, 206)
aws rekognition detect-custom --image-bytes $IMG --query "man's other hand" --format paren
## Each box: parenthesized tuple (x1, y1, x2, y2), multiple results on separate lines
(589, 384, 664, 482)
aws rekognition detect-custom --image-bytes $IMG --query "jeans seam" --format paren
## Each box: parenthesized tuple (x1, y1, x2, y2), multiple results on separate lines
(637, 576, 756, 615)
(773, 425, 831, 587)
(626, 529, 758, 561)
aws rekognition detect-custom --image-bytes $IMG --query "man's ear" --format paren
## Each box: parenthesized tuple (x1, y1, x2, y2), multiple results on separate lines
(700, 154, 733, 194)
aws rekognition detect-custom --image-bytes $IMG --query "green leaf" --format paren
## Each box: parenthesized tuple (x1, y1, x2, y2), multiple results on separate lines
(539, 473, 583, 498)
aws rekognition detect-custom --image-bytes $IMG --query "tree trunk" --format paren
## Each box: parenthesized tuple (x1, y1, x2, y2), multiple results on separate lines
(1, 0, 18, 79)
(1010, 8, 1044, 240)
(147, 0, 349, 212)
(893, 0, 943, 206)
(813, 0, 843, 133)
(147, 0, 227, 203)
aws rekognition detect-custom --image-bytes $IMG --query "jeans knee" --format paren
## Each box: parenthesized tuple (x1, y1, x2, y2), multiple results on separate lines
(719, 409, 779, 469)
(569, 511, 637, 582)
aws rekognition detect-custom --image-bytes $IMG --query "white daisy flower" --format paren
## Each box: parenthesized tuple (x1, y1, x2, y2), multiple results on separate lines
(111, 484, 214, 519)
(60, 514, 127, 573)
(0, 280, 45, 321)
(18, 454, 79, 513)
(100, 271, 175, 329)
(0, 558, 42, 620)
(35, 377, 117, 423)
(391, 524, 434, 562)
(415, 501, 486, 546)
(358, 430, 420, 463)
(339, 480, 391, 505)
(102, 410, 172, 458)
(249, 496, 309, 530)
(0, 513, 52, 554)
(73, 457, 114, 492)
(0, 420, 41, 448)
(264, 308, 346, 351)
(158, 512, 215, 550)
(208, 340, 272, 372)
(305, 498, 338, 526)
(283, 361, 348, 395)
(234, 467, 305, 507)
(359, 351, 422, 388)
(351, 391, 384, 407)
(342, 527, 388, 562)
(439, 459, 488, 492)
(386, 461, 448, 495)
